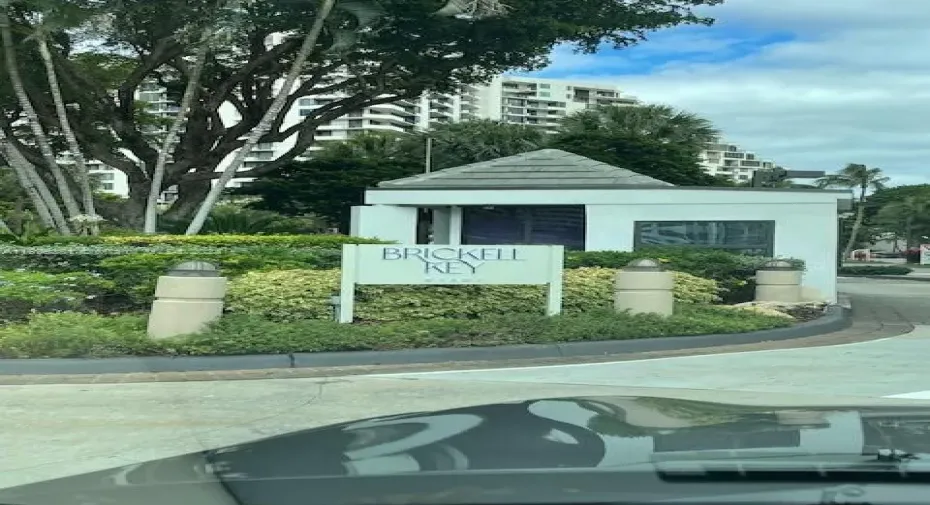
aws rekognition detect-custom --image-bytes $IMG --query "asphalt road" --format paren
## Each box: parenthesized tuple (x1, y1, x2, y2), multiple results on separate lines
(376, 278, 930, 398)
(2, 277, 929, 491)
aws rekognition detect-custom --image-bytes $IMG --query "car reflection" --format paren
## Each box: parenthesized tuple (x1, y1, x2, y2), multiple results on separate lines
(5, 395, 930, 505)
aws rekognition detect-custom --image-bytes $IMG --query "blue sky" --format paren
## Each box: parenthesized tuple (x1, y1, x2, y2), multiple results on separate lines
(520, 0, 930, 186)
(535, 27, 797, 78)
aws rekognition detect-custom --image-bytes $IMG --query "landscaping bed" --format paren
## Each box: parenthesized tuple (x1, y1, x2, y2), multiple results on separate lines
(0, 305, 794, 359)
(0, 234, 817, 360)
(838, 265, 913, 276)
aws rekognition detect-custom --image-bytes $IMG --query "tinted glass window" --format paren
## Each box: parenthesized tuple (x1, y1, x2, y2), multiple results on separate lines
(462, 206, 585, 250)
(634, 221, 775, 256)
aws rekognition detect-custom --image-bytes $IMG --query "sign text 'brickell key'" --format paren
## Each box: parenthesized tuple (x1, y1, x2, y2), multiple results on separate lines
(337, 244, 565, 323)
(381, 246, 523, 275)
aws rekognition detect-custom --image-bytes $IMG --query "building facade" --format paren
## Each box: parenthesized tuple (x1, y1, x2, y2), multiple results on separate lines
(700, 139, 777, 184)
(86, 75, 778, 198)
(351, 149, 852, 303)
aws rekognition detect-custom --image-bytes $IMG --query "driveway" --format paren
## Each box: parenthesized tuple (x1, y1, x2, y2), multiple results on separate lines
(372, 278, 930, 399)
(1, 277, 928, 490)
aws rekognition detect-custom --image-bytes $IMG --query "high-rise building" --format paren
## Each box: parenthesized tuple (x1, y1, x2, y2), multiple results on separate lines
(474, 75, 637, 132)
(700, 139, 777, 184)
(83, 74, 778, 198)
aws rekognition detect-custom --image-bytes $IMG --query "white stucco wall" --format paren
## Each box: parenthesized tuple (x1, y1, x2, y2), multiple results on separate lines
(354, 188, 849, 302)
(350, 205, 418, 243)
(584, 202, 839, 302)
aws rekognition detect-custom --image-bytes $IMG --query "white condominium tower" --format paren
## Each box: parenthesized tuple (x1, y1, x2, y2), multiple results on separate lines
(700, 138, 777, 184)
(474, 75, 637, 132)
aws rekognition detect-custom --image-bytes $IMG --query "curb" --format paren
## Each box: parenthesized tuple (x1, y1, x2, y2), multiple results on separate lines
(853, 275, 930, 283)
(0, 306, 851, 376)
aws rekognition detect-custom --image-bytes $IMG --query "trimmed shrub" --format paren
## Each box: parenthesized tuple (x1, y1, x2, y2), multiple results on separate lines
(0, 271, 118, 323)
(838, 265, 913, 276)
(27, 233, 389, 248)
(226, 267, 720, 322)
(0, 312, 160, 358)
(0, 306, 792, 358)
(567, 247, 804, 304)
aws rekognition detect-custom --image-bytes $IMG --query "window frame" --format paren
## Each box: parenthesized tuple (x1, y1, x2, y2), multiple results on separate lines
(461, 205, 586, 250)
(633, 220, 776, 257)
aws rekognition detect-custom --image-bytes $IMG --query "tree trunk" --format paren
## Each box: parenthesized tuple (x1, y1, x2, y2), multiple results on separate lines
(841, 186, 867, 260)
(143, 34, 212, 234)
(36, 36, 99, 235)
(185, 0, 337, 235)
(0, 1, 81, 229)
(0, 137, 63, 231)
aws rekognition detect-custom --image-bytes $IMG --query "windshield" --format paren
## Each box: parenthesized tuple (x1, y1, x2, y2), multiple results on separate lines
(0, 0, 927, 504)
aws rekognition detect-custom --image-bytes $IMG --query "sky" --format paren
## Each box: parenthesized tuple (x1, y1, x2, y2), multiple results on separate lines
(524, 0, 930, 186)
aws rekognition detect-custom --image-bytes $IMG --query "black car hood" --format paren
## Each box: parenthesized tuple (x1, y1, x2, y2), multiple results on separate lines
(4, 395, 930, 505)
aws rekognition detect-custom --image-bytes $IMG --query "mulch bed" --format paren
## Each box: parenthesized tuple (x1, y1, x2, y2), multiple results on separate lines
(781, 304, 828, 323)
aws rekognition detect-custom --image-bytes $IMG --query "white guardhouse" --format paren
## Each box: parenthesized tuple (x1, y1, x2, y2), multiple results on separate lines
(350, 149, 852, 302)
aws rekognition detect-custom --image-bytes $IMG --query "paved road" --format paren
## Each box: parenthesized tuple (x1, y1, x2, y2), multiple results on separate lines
(2, 277, 929, 491)
(375, 278, 930, 399)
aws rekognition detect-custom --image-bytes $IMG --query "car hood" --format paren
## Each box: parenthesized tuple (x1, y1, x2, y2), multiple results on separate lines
(4, 395, 930, 503)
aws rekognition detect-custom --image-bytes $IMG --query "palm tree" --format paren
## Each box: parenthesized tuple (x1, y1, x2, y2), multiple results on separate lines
(185, 0, 339, 235)
(412, 119, 547, 170)
(324, 130, 410, 160)
(876, 195, 930, 250)
(31, 20, 101, 235)
(144, 0, 246, 234)
(817, 163, 890, 259)
(0, 129, 69, 232)
(0, 0, 81, 233)
(560, 104, 720, 154)
(143, 33, 212, 234)
(185, 0, 512, 235)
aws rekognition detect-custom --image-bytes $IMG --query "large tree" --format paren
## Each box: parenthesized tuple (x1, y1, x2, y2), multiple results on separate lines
(236, 121, 549, 231)
(560, 103, 720, 155)
(817, 163, 889, 259)
(549, 130, 729, 186)
(0, 0, 722, 231)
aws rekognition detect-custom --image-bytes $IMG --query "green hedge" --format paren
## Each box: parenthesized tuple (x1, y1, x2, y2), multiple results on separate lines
(0, 244, 342, 273)
(21, 233, 390, 248)
(838, 265, 913, 276)
(0, 271, 119, 323)
(0, 306, 793, 358)
(0, 243, 801, 309)
(226, 268, 722, 322)
(567, 248, 803, 304)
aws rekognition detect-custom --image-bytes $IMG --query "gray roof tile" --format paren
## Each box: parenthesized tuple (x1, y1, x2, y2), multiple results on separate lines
(377, 149, 675, 188)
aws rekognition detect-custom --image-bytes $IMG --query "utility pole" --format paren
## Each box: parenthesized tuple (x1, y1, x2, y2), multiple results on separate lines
(425, 137, 433, 173)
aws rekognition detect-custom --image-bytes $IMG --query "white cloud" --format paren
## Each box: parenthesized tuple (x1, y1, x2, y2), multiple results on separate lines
(537, 0, 930, 185)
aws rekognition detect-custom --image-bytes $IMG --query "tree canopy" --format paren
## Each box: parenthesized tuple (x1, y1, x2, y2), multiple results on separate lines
(239, 103, 734, 231)
(0, 0, 724, 230)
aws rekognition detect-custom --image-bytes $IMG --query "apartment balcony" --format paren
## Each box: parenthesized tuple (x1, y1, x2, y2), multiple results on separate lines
(365, 122, 409, 133)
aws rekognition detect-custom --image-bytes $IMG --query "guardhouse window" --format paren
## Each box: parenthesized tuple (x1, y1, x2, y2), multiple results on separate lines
(634, 221, 775, 256)
(462, 205, 585, 250)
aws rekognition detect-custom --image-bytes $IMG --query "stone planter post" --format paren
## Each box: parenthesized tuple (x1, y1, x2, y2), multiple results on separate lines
(614, 258, 674, 317)
(147, 261, 228, 339)
(755, 259, 802, 303)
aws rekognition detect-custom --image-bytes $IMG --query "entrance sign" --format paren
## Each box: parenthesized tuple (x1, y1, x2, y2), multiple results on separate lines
(338, 245, 565, 323)
(921, 244, 930, 265)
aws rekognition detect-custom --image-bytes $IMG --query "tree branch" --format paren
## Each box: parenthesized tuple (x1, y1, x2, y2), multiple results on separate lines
(205, 36, 302, 112)
(182, 92, 419, 182)
(117, 36, 182, 119)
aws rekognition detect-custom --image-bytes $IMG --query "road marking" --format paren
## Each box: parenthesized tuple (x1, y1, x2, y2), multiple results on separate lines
(883, 390, 930, 399)
(367, 334, 905, 377)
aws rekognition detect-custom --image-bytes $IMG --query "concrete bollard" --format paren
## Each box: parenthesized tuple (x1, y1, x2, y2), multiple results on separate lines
(147, 261, 227, 339)
(614, 258, 674, 317)
(755, 259, 802, 303)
